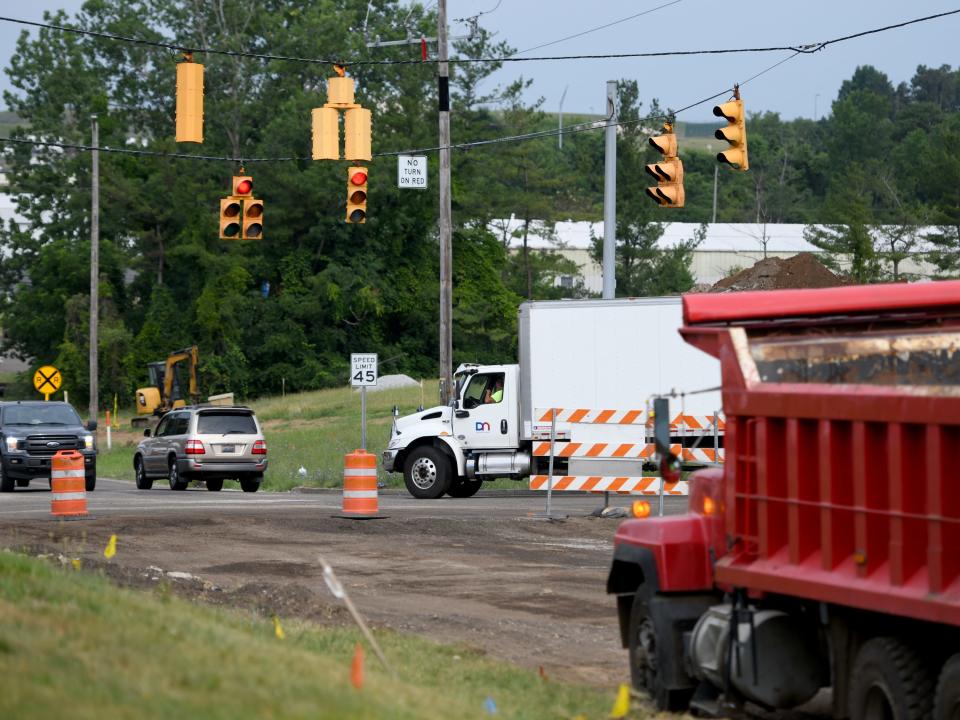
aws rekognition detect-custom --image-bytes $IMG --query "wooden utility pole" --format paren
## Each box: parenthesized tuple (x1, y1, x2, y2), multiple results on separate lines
(437, 0, 453, 404)
(89, 114, 99, 423)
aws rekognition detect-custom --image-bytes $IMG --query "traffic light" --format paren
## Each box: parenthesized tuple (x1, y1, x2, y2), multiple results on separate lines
(312, 107, 339, 160)
(233, 175, 253, 197)
(219, 198, 241, 239)
(346, 166, 368, 224)
(713, 89, 748, 171)
(344, 107, 372, 161)
(243, 198, 264, 240)
(645, 123, 685, 208)
(175, 57, 204, 143)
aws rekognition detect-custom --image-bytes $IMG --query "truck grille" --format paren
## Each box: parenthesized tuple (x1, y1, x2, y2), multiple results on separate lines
(26, 435, 81, 456)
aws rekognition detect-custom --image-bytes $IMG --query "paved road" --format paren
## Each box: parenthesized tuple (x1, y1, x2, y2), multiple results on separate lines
(0, 477, 688, 520)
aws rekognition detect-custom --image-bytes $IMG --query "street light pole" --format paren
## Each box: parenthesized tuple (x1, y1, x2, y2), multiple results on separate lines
(437, 0, 453, 404)
(89, 114, 99, 423)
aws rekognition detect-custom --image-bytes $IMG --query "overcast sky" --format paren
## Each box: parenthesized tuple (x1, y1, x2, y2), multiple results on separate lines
(1, 1, 957, 122)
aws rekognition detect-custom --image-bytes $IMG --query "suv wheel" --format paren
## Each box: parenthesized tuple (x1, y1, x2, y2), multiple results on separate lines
(206, 478, 224, 492)
(134, 456, 153, 490)
(239, 474, 261, 493)
(168, 458, 188, 491)
(0, 465, 13, 493)
(85, 474, 96, 492)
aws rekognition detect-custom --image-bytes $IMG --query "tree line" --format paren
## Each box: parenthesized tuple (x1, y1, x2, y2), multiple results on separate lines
(0, 1, 957, 405)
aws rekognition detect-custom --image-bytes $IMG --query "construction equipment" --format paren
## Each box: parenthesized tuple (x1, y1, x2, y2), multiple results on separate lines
(132, 346, 200, 428)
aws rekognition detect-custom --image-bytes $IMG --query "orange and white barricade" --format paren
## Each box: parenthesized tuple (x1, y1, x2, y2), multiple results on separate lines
(335, 450, 386, 519)
(51, 450, 87, 518)
(530, 475, 689, 496)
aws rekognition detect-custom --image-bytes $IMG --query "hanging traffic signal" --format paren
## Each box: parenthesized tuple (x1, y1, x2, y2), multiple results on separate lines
(243, 198, 264, 240)
(233, 175, 253, 197)
(312, 107, 340, 160)
(346, 166, 368, 224)
(645, 123, 685, 208)
(713, 87, 748, 171)
(219, 198, 242, 239)
(344, 107, 372, 161)
(175, 55, 204, 143)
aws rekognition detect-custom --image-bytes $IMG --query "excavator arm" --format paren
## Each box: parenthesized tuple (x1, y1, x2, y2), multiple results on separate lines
(162, 346, 200, 409)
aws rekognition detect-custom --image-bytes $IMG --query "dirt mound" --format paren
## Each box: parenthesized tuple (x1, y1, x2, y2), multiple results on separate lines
(711, 253, 845, 292)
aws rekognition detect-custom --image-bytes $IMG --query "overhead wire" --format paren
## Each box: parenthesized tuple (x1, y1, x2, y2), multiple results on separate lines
(0, 8, 956, 66)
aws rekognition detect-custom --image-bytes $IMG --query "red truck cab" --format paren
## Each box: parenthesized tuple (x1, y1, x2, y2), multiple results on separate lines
(607, 281, 960, 719)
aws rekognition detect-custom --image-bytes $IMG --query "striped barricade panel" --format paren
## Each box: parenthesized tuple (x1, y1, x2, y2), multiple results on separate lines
(531, 442, 723, 463)
(535, 408, 646, 425)
(529, 475, 689, 496)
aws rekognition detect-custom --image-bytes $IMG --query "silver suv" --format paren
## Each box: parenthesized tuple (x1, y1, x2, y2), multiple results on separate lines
(133, 406, 267, 492)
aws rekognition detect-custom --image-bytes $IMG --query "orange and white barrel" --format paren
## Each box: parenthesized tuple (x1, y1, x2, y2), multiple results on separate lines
(51, 450, 87, 518)
(341, 450, 379, 516)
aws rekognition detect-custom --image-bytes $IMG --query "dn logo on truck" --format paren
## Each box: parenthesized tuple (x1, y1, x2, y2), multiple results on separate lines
(475, 421, 491, 432)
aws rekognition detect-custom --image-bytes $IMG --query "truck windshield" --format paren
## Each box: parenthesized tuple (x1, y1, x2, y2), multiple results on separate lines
(1, 404, 82, 426)
(750, 329, 960, 387)
(197, 412, 257, 435)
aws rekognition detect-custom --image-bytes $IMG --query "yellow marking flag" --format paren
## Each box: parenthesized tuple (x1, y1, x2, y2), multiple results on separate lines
(103, 534, 117, 559)
(273, 616, 285, 640)
(71, 558, 82, 571)
(610, 683, 630, 718)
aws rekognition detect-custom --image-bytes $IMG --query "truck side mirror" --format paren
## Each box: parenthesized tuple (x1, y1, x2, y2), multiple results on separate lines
(86, 419, 98, 431)
(143, 428, 151, 437)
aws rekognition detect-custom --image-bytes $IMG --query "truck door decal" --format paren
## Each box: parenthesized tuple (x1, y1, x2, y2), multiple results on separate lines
(474, 421, 491, 432)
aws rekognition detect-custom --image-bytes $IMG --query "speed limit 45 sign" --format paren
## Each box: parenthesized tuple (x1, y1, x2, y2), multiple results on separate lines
(350, 353, 378, 387)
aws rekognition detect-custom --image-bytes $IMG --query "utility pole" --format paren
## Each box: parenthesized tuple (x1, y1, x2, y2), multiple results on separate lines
(89, 115, 99, 423)
(437, 0, 453, 403)
(712, 164, 719, 223)
(558, 85, 568, 150)
(602, 80, 617, 300)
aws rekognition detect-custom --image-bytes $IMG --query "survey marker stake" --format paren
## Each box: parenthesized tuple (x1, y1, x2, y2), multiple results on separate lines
(319, 556, 396, 678)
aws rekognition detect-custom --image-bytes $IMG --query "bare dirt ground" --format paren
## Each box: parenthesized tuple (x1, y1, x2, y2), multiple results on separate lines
(1, 502, 631, 688)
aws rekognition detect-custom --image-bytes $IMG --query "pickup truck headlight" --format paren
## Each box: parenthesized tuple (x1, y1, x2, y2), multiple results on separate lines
(83, 434, 95, 450)
(5, 436, 22, 452)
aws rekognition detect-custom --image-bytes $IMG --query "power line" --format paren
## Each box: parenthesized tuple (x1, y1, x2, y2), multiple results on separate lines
(0, 8, 956, 67)
(510, 0, 682, 56)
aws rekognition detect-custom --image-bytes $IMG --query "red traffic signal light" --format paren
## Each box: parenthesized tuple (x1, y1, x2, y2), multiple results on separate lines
(219, 198, 241, 239)
(233, 176, 253, 197)
(346, 166, 368, 224)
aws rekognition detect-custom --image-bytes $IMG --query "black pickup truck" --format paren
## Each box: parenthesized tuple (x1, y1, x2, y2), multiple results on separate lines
(0, 401, 97, 492)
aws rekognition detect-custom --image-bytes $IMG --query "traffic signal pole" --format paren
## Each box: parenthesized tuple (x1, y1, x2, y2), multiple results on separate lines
(602, 80, 617, 300)
(89, 114, 99, 423)
(438, 0, 454, 404)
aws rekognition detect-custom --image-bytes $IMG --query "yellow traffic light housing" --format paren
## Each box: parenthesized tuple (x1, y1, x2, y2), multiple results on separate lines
(713, 87, 749, 171)
(242, 198, 264, 240)
(645, 123, 685, 208)
(232, 175, 254, 197)
(344, 107, 372, 162)
(346, 166, 368, 224)
(175, 56, 204, 143)
(219, 198, 242, 239)
(312, 107, 340, 160)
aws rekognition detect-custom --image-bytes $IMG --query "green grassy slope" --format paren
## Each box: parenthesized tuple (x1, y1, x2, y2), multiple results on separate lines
(0, 551, 616, 720)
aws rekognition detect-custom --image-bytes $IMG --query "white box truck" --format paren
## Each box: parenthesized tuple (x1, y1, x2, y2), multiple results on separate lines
(381, 297, 722, 498)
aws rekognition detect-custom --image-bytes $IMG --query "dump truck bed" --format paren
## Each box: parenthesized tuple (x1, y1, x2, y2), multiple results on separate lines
(681, 281, 960, 627)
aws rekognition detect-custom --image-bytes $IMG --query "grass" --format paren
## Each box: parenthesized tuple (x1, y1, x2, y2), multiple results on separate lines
(96, 381, 469, 491)
(0, 551, 621, 720)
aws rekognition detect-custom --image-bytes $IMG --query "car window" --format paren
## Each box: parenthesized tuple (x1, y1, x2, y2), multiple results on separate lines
(1, 404, 82, 426)
(196, 412, 257, 435)
(154, 416, 170, 437)
(170, 415, 190, 436)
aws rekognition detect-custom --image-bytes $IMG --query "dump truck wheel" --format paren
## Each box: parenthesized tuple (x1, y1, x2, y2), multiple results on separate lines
(627, 593, 692, 712)
(849, 637, 933, 720)
(403, 446, 450, 499)
(934, 654, 960, 720)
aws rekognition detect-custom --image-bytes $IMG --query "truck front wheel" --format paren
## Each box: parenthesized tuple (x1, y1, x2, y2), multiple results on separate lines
(848, 637, 933, 720)
(403, 447, 451, 499)
(628, 594, 692, 712)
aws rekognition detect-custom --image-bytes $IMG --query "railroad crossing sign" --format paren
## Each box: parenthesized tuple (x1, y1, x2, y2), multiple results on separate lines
(33, 365, 62, 401)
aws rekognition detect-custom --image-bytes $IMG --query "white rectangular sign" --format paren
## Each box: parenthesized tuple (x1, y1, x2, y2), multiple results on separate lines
(350, 353, 378, 387)
(397, 155, 428, 189)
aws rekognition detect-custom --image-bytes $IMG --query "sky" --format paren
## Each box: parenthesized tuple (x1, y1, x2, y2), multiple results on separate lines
(0, 1, 957, 122)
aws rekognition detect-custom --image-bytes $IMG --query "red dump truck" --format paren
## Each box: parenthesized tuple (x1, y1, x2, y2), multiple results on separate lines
(607, 282, 960, 720)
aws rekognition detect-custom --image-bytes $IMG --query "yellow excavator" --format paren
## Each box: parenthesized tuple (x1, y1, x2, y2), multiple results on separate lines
(132, 346, 200, 428)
